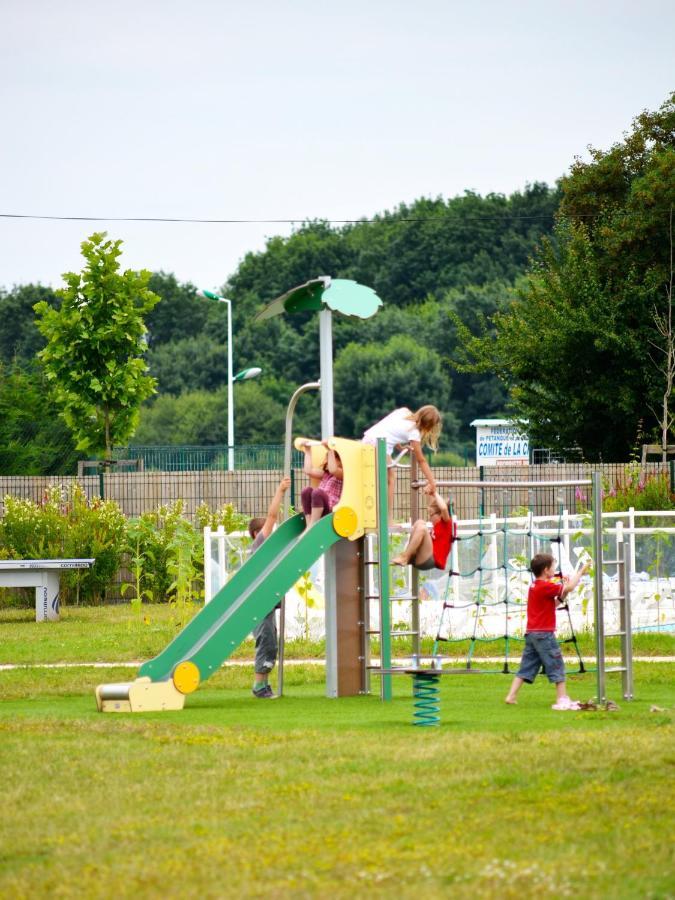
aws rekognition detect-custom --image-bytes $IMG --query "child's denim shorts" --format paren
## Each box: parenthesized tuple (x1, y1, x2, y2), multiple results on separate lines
(517, 631, 565, 684)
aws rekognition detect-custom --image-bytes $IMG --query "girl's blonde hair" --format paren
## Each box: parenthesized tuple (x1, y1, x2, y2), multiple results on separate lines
(409, 405, 442, 451)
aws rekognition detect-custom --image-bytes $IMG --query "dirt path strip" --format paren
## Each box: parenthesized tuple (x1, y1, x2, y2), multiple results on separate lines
(1, 657, 674, 671)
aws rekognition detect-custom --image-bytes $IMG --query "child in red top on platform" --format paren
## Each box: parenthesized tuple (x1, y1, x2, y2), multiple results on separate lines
(390, 492, 456, 571)
(505, 552, 590, 711)
(300, 441, 343, 530)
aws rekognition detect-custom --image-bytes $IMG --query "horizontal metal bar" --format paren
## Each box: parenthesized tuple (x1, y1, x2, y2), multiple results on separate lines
(411, 479, 592, 489)
(604, 666, 627, 673)
(366, 629, 419, 637)
(604, 631, 626, 638)
(366, 664, 410, 672)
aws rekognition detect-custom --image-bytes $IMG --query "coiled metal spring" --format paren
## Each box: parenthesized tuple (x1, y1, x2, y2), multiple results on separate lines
(412, 671, 440, 726)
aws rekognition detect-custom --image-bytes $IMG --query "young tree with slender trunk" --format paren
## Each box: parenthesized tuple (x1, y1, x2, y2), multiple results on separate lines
(34, 232, 159, 462)
(649, 207, 675, 460)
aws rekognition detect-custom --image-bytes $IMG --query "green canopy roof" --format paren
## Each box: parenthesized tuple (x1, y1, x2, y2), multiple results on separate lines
(255, 276, 382, 322)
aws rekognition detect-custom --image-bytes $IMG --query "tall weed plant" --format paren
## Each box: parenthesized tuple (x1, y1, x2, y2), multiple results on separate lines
(122, 500, 202, 606)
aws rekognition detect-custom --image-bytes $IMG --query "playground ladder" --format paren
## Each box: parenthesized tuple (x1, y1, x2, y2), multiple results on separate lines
(360, 532, 421, 694)
(593, 479, 634, 702)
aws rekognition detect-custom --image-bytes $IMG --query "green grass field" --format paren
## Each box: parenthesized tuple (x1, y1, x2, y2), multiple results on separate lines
(2, 603, 674, 665)
(1, 606, 674, 898)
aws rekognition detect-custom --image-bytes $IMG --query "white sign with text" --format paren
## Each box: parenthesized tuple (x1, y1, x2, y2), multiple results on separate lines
(474, 421, 529, 466)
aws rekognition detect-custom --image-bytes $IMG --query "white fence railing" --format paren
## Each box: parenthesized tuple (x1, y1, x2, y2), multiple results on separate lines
(204, 510, 675, 640)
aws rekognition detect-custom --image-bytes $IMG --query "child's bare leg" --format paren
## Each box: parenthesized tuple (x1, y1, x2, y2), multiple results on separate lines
(392, 520, 431, 565)
(505, 676, 524, 704)
(555, 681, 568, 702)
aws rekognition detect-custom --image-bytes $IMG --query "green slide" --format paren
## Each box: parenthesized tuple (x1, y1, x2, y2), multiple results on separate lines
(138, 513, 341, 685)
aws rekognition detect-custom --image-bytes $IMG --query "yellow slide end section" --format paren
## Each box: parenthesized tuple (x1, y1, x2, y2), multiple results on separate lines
(172, 661, 201, 695)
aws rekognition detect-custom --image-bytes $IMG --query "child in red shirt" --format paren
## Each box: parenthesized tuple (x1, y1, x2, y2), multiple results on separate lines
(391, 492, 456, 571)
(505, 552, 589, 710)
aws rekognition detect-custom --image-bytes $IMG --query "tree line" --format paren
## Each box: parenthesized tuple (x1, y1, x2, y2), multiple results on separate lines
(0, 184, 559, 472)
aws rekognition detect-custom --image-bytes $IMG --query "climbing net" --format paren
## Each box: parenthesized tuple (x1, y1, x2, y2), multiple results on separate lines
(431, 499, 588, 675)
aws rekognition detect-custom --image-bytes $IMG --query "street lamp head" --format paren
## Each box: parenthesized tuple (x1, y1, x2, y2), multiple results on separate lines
(233, 367, 262, 383)
(197, 288, 228, 303)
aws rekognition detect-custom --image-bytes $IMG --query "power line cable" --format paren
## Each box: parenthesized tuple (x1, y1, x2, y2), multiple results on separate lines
(1, 211, 574, 225)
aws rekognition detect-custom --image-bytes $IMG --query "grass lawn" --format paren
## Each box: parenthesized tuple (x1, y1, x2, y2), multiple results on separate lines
(2, 603, 674, 667)
(1, 603, 674, 898)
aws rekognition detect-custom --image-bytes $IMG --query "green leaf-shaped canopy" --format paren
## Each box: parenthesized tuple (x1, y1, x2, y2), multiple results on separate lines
(255, 277, 382, 322)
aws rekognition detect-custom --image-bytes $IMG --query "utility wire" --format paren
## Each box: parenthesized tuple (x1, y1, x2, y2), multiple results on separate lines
(1, 211, 577, 225)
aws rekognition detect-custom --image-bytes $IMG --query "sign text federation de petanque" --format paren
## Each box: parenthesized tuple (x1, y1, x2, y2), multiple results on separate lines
(471, 419, 529, 466)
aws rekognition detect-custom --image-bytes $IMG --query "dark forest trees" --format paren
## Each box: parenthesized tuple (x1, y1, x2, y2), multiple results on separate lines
(1, 184, 560, 467)
(456, 93, 675, 460)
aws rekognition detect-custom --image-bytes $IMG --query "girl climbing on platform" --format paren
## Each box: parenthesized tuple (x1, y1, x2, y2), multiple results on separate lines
(362, 405, 442, 522)
(300, 441, 344, 529)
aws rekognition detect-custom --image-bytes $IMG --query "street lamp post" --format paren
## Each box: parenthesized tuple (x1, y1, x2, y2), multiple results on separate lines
(198, 289, 234, 470)
(198, 291, 261, 471)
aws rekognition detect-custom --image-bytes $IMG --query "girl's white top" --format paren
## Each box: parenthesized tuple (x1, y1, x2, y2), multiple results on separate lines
(362, 407, 421, 455)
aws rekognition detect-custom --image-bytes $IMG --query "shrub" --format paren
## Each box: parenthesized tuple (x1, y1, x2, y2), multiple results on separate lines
(603, 466, 675, 512)
(122, 500, 203, 605)
(0, 487, 250, 609)
(0, 485, 127, 604)
(195, 501, 249, 533)
(60, 485, 127, 603)
(0, 490, 65, 558)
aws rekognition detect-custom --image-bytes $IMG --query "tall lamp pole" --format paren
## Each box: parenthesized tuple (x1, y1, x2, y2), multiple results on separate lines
(198, 289, 233, 469)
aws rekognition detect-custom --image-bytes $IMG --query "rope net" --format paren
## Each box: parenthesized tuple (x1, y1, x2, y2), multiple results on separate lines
(431, 498, 587, 675)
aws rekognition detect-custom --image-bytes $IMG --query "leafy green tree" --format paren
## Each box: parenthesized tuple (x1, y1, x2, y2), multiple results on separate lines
(133, 382, 286, 445)
(333, 333, 458, 446)
(34, 233, 159, 462)
(133, 391, 225, 445)
(0, 361, 79, 474)
(233, 381, 287, 443)
(0, 284, 58, 365)
(145, 272, 209, 346)
(225, 183, 559, 325)
(146, 336, 229, 395)
(455, 93, 675, 460)
(439, 282, 511, 440)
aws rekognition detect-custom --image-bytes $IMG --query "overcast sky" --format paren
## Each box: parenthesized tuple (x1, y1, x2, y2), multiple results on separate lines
(1, 0, 673, 294)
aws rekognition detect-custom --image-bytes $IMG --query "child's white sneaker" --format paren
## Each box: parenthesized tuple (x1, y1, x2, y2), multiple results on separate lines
(551, 697, 581, 711)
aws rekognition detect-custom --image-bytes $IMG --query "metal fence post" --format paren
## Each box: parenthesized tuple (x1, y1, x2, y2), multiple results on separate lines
(592, 471, 605, 703)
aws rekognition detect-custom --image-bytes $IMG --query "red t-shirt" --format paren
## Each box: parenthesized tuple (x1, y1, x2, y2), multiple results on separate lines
(526, 577, 563, 632)
(431, 518, 455, 569)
